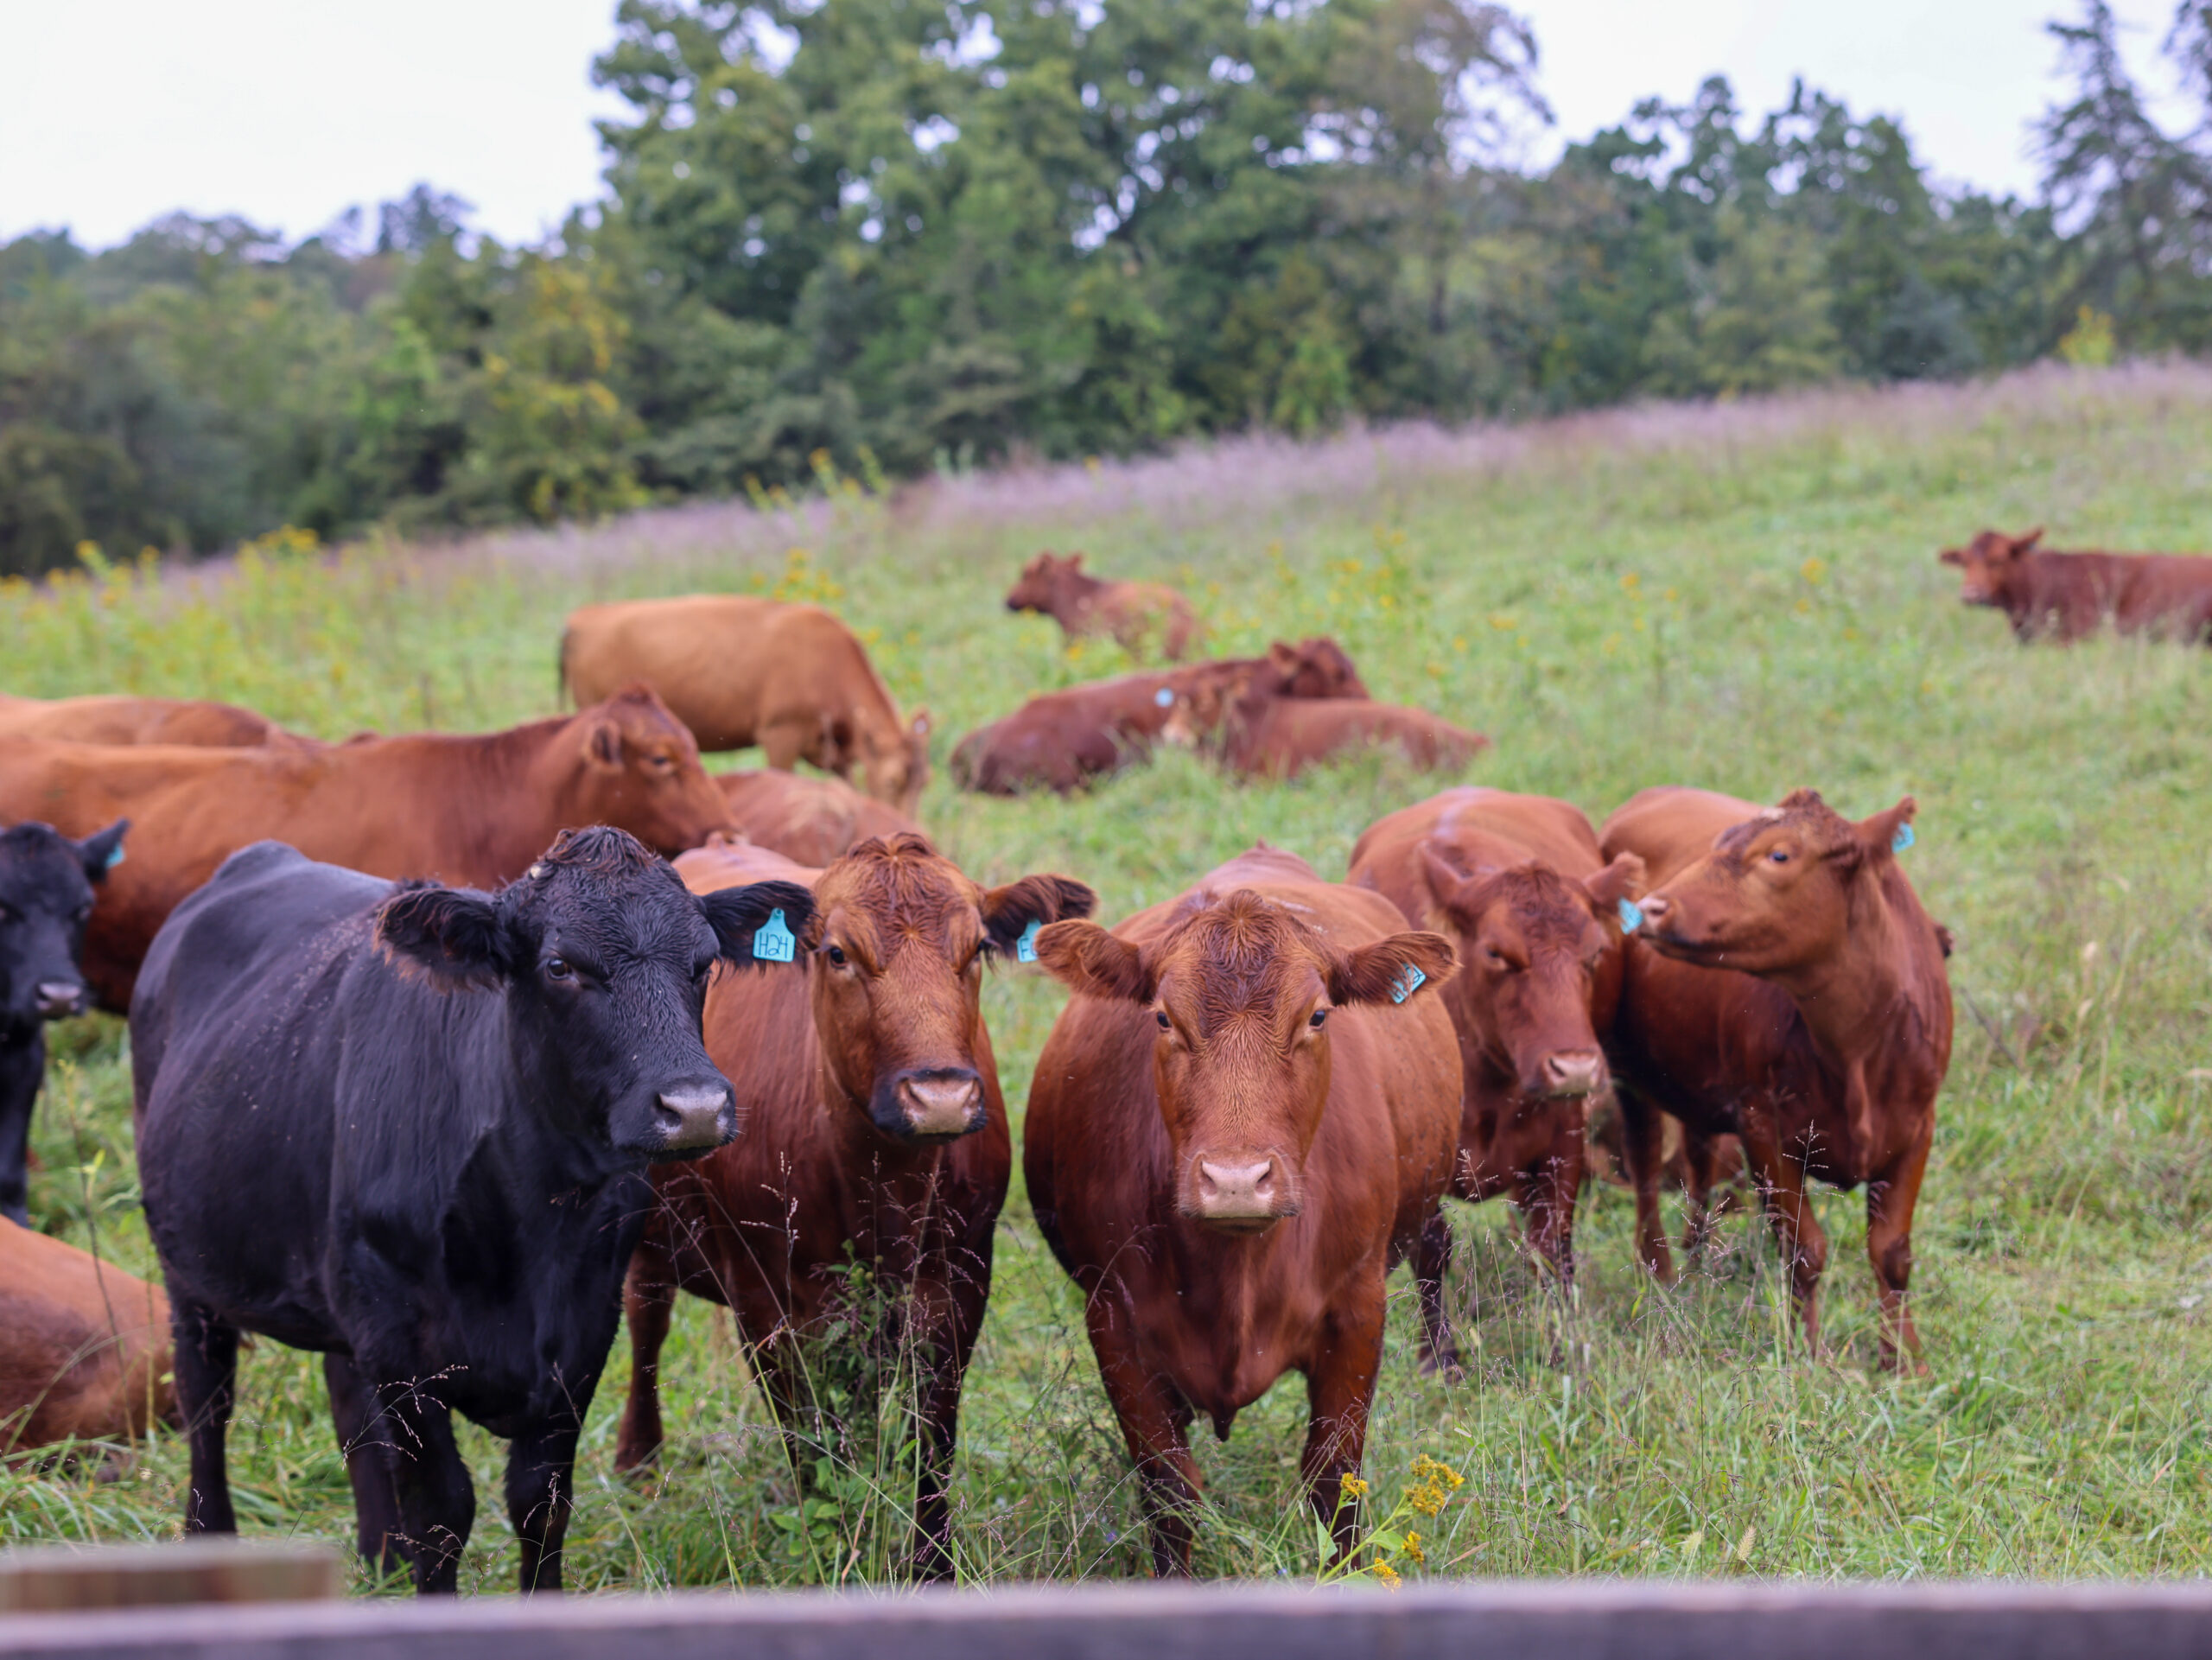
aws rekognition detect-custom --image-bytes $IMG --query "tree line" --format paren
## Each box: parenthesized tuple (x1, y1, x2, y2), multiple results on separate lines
(3, 0, 2208, 575)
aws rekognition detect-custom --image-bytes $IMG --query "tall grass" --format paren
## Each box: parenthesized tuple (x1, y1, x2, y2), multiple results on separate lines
(2, 361, 2209, 1587)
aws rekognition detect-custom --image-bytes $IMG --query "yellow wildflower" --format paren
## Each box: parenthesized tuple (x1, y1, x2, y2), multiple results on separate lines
(1402, 1530, 1426, 1566)
(1373, 1561, 1402, 1590)
(1340, 1475, 1369, 1500)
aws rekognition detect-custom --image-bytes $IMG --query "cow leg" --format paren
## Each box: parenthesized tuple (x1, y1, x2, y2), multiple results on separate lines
(760, 715, 831, 776)
(613, 1237, 679, 1473)
(0, 1032, 43, 1225)
(377, 1387, 475, 1594)
(1680, 1126, 1726, 1262)
(172, 1296, 239, 1534)
(506, 1421, 582, 1593)
(1085, 1294, 1200, 1578)
(1743, 1122, 1828, 1357)
(1617, 1090, 1675, 1282)
(325, 1352, 405, 1580)
(1866, 1120, 1934, 1376)
(1518, 1130, 1585, 1288)
(911, 1265, 989, 1582)
(1302, 1285, 1387, 1565)
(1412, 1207, 1465, 1380)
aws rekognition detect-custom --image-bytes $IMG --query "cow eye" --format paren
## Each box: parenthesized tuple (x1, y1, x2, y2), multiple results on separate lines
(1768, 849, 1790, 864)
(1308, 1008, 1328, 1029)
(647, 754, 674, 772)
(825, 943, 849, 967)
(545, 957, 575, 982)
(1154, 1010, 1171, 1032)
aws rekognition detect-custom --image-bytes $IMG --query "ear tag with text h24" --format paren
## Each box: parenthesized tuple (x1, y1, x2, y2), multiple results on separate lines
(1891, 823, 1916, 854)
(105, 844, 125, 870)
(1017, 919, 1042, 964)
(1618, 897, 1643, 933)
(1389, 964, 1427, 1004)
(1154, 687, 1174, 708)
(753, 908, 797, 964)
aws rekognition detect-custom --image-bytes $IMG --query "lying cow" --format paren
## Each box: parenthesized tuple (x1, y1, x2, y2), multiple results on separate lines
(1005, 550, 1202, 661)
(1027, 845, 1459, 1574)
(619, 833, 1092, 1577)
(132, 829, 814, 1593)
(0, 820, 127, 1224)
(1167, 678, 1490, 781)
(1600, 787, 1953, 1370)
(1940, 526, 2212, 643)
(950, 639, 1368, 796)
(0, 694, 304, 748)
(714, 767, 922, 865)
(0, 686, 730, 1010)
(1, 1218, 175, 1458)
(562, 595, 931, 815)
(1348, 788, 1642, 1374)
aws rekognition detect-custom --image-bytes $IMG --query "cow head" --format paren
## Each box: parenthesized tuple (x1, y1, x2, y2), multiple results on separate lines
(1257, 638, 1370, 700)
(376, 826, 815, 1166)
(1419, 842, 1643, 1103)
(863, 711, 931, 818)
(1036, 890, 1454, 1234)
(1161, 676, 1237, 749)
(1938, 526, 2040, 607)
(1634, 790, 1915, 977)
(565, 685, 734, 855)
(1005, 550, 1087, 615)
(0, 819, 126, 1029)
(799, 832, 1093, 1144)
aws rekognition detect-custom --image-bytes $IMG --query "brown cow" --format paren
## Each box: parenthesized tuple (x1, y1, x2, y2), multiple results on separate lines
(1168, 678, 1490, 781)
(618, 834, 1093, 1578)
(562, 595, 931, 815)
(0, 694, 303, 748)
(2, 1219, 176, 1458)
(714, 768, 922, 865)
(950, 639, 1368, 797)
(1005, 550, 1202, 662)
(0, 687, 731, 1010)
(1348, 788, 1643, 1375)
(1940, 526, 2212, 643)
(1600, 786, 1953, 1371)
(1026, 846, 1459, 1574)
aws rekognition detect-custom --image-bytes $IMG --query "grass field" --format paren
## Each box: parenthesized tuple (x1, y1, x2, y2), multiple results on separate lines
(3, 361, 2209, 1590)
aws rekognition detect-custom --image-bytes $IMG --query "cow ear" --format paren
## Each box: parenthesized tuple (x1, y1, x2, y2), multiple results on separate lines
(910, 709, 932, 740)
(1938, 546, 1963, 566)
(581, 717, 624, 773)
(1581, 851, 1645, 913)
(1066, 551, 1084, 570)
(378, 887, 509, 984)
(1328, 931, 1457, 1008)
(981, 875, 1097, 959)
(2013, 525, 2044, 554)
(1417, 843, 1481, 917)
(701, 880, 817, 970)
(1851, 797, 1916, 867)
(75, 819, 129, 885)
(1032, 919, 1153, 1002)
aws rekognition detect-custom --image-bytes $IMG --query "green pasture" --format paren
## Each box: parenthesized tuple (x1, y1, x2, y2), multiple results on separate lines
(3, 366, 2209, 1587)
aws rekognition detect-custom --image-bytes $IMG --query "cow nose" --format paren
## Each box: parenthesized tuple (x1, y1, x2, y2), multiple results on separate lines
(35, 982, 84, 1020)
(1541, 1049, 1605, 1097)
(1195, 1156, 1285, 1226)
(895, 1071, 985, 1139)
(1636, 893, 1671, 927)
(655, 1084, 734, 1152)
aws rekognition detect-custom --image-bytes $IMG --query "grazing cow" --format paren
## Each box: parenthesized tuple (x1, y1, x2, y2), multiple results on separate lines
(131, 829, 815, 1593)
(1005, 550, 1202, 661)
(714, 767, 922, 866)
(1, 1218, 176, 1458)
(561, 596, 931, 814)
(1600, 787, 1953, 1370)
(1940, 526, 2212, 643)
(0, 695, 304, 749)
(1347, 789, 1643, 1375)
(1168, 678, 1489, 781)
(0, 687, 730, 1010)
(950, 639, 1368, 797)
(618, 834, 1093, 1577)
(0, 820, 127, 1224)
(1025, 846, 1459, 1574)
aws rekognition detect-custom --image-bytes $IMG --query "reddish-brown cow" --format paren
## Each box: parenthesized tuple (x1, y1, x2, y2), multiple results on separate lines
(0, 695, 306, 749)
(620, 834, 1091, 1577)
(1005, 550, 1202, 661)
(1168, 678, 1490, 781)
(0, 687, 731, 1009)
(2, 1218, 176, 1458)
(1348, 788, 1643, 1374)
(1940, 526, 2212, 643)
(950, 639, 1367, 796)
(1026, 846, 1459, 1574)
(1600, 787, 1953, 1370)
(714, 767, 923, 865)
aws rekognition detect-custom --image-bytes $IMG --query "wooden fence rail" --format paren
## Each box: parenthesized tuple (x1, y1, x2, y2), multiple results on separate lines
(3, 1578, 2212, 1659)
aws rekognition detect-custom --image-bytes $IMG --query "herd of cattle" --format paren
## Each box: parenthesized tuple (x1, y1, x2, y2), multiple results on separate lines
(0, 527, 2203, 1593)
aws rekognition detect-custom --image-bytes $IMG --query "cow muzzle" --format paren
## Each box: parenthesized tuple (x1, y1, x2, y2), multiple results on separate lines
(1537, 1048, 1605, 1099)
(890, 1068, 986, 1141)
(1187, 1152, 1297, 1233)
(654, 1084, 736, 1154)
(35, 982, 85, 1020)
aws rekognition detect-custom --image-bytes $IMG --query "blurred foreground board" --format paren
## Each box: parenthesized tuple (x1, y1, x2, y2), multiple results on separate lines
(0, 1540, 340, 1612)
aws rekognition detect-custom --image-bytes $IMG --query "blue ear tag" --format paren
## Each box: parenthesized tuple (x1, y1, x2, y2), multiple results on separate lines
(753, 908, 796, 964)
(1389, 964, 1427, 1004)
(1891, 822, 1915, 854)
(1617, 897, 1643, 933)
(1016, 919, 1042, 964)
(104, 844, 125, 870)
(1154, 687, 1174, 708)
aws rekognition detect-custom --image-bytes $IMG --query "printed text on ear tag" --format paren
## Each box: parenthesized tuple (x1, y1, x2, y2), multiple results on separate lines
(1017, 919, 1042, 964)
(753, 908, 796, 963)
(1618, 897, 1643, 933)
(1154, 687, 1174, 708)
(1891, 823, 1916, 853)
(1389, 964, 1427, 1004)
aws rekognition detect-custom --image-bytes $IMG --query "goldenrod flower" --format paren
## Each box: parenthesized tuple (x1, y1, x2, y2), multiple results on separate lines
(1340, 1475, 1369, 1499)
(1373, 1561, 1402, 1590)
(1402, 1530, 1426, 1566)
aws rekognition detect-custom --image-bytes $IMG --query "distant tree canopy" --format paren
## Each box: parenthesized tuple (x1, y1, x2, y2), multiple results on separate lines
(3, 0, 2208, 573)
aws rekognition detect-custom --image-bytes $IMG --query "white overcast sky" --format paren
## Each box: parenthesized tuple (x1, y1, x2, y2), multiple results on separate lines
(0, 0, 2192, 251)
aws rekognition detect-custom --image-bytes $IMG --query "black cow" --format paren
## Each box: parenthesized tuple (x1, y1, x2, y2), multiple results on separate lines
(0, 818, 126, 1224)
(130, 828, 813, 1594)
